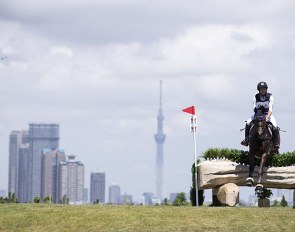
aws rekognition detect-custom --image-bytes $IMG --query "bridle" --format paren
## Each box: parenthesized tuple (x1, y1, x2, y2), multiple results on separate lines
(254, 113, 268, 138)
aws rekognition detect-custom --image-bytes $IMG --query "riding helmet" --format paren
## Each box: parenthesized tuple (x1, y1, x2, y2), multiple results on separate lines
(257, 81, 268, 91)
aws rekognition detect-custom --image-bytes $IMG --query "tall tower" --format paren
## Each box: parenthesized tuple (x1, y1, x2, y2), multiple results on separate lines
(154, 80, 166, 199)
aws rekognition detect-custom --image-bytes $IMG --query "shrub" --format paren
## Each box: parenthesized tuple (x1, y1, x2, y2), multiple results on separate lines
(44, 196, 52, 203)
(173, 192, 188, 206)
(255, 187, 273, 199)
(190, 163, 204, 206)
(202, 148, 295, 167)
(280, 195, 288, 207)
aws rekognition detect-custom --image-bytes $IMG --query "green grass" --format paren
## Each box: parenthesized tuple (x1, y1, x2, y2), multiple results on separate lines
(0, 204, 294, 231)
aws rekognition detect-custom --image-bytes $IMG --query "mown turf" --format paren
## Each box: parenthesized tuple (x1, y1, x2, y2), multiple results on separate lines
(0, 204, 294, 231)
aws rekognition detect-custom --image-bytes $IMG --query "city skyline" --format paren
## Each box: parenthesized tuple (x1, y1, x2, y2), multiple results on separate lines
(4, 126, 295, 205)
(2, 0, 295, 203)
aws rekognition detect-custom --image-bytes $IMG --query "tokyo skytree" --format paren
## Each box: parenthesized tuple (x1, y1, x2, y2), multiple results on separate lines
(154, 80, 166, 199)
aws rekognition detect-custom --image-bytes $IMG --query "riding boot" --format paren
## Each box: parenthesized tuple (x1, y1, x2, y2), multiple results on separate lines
(241, 123, 250, 146)
(273, 127, 280, 153)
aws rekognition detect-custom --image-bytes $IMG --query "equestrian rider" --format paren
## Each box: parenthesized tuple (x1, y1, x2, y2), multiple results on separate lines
(241, 81, 280, 152)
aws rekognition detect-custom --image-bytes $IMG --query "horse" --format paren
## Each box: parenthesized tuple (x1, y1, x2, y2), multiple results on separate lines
(245, 110, 273, 193)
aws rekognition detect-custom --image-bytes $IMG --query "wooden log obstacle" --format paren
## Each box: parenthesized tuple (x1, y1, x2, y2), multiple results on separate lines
(198, 160, 295, 189)
(198, 160, 295, 206)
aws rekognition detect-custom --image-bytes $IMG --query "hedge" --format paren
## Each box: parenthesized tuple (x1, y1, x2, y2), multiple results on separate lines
(202, 148, 295, 167)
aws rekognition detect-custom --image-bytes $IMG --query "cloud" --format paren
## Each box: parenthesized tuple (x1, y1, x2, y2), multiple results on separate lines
(51, 46, 73, 57)
(1, 0, 295, 202)
(2, 0, 287, 45)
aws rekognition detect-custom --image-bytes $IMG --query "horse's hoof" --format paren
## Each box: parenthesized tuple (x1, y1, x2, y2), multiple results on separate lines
(255, 184, 263, 193)
(246, 177, 254, 187)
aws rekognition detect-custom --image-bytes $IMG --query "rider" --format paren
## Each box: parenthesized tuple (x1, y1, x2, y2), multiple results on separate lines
(241, 81, 280, 152)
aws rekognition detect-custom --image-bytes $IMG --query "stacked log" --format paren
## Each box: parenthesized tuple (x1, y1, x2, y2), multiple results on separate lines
(198, 160, 295, 189)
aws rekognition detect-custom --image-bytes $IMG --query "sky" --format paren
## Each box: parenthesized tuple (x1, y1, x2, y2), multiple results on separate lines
(1, 0, 295, 203)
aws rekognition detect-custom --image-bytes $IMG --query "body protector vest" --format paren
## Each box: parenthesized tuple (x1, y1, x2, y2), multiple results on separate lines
(254, 93, 273, 115)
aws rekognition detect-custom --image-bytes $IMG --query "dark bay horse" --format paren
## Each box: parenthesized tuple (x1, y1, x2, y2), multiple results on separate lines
(246, 110, 273, 193)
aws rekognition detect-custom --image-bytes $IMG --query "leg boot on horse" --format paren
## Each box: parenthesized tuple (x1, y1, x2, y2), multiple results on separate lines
(246, 162, 255, 187)
(255, 171, 264, 194)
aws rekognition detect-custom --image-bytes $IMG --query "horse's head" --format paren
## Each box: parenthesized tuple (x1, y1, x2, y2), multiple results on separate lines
(254, 110, 267, 136)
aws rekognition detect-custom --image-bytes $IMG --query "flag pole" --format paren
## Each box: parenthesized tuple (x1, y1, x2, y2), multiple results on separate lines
(182, 106, 199, 207)
(191, 115, 199, 207)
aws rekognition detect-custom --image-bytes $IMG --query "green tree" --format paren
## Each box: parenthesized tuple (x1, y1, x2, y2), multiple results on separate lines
(7, 192, 17, 203)
(173, 192, 188, 206)
(255, 187, 273, 199)
(44, 196, 52, 203)
(62, 195, 69, 204)
(7, 192, 11, 203)
(34, 197, 40, 203)
(190, 163, 204, 206)
(163, 198, 170, 206)
(280, 195, 288, 207)
(94, 199, 99, 204)
(272, 199, 280, 207)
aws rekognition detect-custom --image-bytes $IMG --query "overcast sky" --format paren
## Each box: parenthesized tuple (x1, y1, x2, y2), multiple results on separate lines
(1, 0, 295, 202)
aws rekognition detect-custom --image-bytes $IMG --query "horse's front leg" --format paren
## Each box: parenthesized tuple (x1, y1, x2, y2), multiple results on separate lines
(246, 149, 255, 186)
(255, 152, 267, 193)
(258, 152, 267, 178)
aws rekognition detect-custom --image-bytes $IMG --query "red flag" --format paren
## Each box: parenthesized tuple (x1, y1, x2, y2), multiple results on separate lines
(182, 106, 195, 115)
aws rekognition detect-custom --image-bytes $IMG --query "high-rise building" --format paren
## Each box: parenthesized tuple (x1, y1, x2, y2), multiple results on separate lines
(59, 155, 84, 204)
(84, 188, 88, 204)
(118, 193, 133, 205)
(154, 80, 166, 199)
(90, 171, 105, 204)
(41, 149, 66, 203)
(141, 192, 153, 205)
(8, 130, 28, 199)
(109, 184, 120, 204)
(28, 123, 59, 201)
(18, 143, 29, 202)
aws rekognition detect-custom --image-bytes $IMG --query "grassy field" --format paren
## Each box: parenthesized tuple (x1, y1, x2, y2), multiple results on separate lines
(0, 204, 294, 231)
